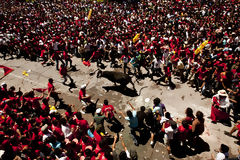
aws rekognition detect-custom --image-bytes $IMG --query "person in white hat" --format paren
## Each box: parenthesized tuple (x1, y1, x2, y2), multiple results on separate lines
(90, 108, 106, 135)
(78, 80, 91, 114)
(211, 90, 230, 124)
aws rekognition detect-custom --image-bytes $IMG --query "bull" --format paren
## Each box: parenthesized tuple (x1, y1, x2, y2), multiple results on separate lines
(90, 69, 136, 90)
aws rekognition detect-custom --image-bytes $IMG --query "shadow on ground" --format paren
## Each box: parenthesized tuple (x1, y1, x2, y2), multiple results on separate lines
(171, 136, 210, 158)
(102, 86, 148, 97)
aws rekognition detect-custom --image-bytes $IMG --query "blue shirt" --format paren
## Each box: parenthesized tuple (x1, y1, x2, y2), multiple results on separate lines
(125, 110, 138, 128)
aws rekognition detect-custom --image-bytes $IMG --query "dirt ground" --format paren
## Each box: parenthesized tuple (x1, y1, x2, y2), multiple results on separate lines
(0, 57, 239, 160)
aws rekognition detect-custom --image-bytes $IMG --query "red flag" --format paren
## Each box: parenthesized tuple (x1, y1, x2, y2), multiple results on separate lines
(33, 88, 47, 93)
(0, 65, 14, 76)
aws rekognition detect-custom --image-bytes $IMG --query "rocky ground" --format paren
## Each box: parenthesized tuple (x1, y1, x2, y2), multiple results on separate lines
(0, 57, 239, 160)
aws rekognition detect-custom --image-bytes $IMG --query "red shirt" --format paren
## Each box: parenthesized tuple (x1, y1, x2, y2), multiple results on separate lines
(78, 89, 85, 101)
(76, 119, 89, 133)
(63, 51, 69, 60)
(59, 66, 67, 76)
(48, 82, 54, 93)
(51, 125, 64, 139)
(178, 125, 192, 140)
(237, 124, 240, 138)
(197, 68, 208, 80)
(41, 97, 49, 112)
(101, 105, 114, 119)
(78, 89, 91, 102)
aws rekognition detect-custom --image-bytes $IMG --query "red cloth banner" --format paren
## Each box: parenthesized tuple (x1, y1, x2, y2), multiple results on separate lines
(33, 88, 47, 93)
(0, 65, 14, 76)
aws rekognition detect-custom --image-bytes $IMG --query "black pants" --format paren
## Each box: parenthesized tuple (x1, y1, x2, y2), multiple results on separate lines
(62, 74, 73, 84)
(123, 63, 130, 74)
(55, 58, 65, 70)
(65, 58, 72, 67)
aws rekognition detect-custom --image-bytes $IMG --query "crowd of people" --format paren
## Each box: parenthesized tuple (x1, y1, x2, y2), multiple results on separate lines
(0, 80, 239, 159)
(0, 0, 240, 159)
(0, 0, 239, 104)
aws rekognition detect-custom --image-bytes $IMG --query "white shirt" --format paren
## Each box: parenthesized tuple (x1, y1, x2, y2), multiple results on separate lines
(215, 152, 225, 160)
(42, 133, 51, 142)
(164, 126, 177, 140)
(117, 43, 123, 54)
(153, 58, 162, 69)
(61, 124, 72, 139)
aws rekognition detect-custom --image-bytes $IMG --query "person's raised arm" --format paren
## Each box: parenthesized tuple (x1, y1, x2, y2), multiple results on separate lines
(86, 79, 91, 88)
(39, 92, 44, 99)
(127, 102, 135, 110)
(119, 111, 126, 119)
(47, 88, 52, 99)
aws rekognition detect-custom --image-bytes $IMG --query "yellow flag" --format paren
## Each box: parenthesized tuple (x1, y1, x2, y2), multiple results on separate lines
(22, 71, 29, 76)
(88, 9, 93, 20)
(194, 40, 208, 55)
(49, 105, 57, 111)
(133, 33, 140, 43)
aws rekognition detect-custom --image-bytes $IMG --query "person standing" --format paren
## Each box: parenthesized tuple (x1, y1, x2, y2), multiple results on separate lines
(192, 111, 205, 137)
(59, 64, 73, 85)
(78, 80, 91, 114)
(152, 97, 166, 116)
(121, 54, 131, 74)
(151, 55, 163, 80)
(119, 102, 139, 146)
(47, 78, 61, 106)
(90, 108, 106, 135)
(101, 99, 122, 128)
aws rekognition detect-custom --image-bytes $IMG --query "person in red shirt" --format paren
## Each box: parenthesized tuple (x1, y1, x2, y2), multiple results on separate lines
(41, 90, 51, 114)
(194, 65, 208, 91)
(78, 81, 91, 114)
(59, 64, 73, 85)
(101, 99, 122, 128)
(75, 112, 89, 135)
(159, 63, 175, 90)
(177, 119, 192, 147)
(62, 51, 73, 68)
(48, 78, 61, 106)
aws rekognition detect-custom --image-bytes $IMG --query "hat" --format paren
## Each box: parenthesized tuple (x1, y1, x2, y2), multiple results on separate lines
(41, 124, 48, 132)
(81, 84, 86, 89)
(145, 98, 150, 103)
(96, 108, 101, 114)
(218, 90, 228, 97)
(1, 82, 6, 86)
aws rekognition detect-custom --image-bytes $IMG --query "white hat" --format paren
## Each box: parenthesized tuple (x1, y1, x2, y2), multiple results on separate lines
(218, 90, 228, 97)
(1, 82, 6, 86)
(96, 108, 101, 114)
(145, 98, 150, 103)
(81, 84, 86, 89)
